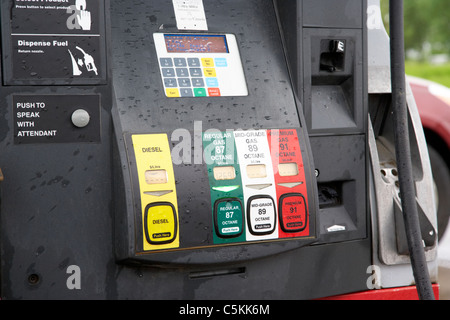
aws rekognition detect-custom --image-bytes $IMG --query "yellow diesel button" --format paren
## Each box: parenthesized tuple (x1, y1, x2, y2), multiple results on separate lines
(144, 203, 177, 245)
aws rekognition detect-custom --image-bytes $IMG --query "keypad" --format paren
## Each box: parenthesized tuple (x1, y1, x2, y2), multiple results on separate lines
(159, 57, 226, 97)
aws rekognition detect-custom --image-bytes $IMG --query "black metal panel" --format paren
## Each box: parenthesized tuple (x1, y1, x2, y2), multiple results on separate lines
(0, 0, 370, 300)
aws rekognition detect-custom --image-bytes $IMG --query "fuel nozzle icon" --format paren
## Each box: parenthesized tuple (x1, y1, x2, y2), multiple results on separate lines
(68, 46, 98, 76)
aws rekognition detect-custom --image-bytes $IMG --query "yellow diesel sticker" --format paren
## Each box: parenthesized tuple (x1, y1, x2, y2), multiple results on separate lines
(132, 134, 179, 251)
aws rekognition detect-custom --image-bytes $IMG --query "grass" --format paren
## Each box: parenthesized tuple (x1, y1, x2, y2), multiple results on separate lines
(405, 60, 450, 88)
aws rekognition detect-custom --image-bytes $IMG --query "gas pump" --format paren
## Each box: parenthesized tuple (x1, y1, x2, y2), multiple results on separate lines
(0, 0, 438, 300)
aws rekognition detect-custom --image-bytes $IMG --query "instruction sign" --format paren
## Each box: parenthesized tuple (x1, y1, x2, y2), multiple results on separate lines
(13, 94, 101, 144)
(3, 0, 106, 84)
(172, 0, 208, 31)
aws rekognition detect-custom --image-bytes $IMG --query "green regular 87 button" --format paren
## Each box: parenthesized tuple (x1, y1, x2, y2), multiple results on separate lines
(214, 199, 244, 238)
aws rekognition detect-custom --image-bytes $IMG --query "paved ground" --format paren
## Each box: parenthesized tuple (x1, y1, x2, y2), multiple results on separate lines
(439, 267, 450, 300)
(438, 228, 450, 300)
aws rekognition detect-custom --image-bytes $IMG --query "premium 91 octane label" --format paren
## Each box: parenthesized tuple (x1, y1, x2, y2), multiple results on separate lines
(268, 129, 310, 238)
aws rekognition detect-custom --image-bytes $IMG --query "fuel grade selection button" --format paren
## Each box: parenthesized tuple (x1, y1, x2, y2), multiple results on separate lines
(144, 202, 178, 245)
(214, 199, 244, 238)
(247, 196, 276, 236)
(279, 193, 307, 233)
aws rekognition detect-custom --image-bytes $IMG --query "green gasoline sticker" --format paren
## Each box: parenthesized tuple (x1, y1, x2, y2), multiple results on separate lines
(215, 199, 243, 238)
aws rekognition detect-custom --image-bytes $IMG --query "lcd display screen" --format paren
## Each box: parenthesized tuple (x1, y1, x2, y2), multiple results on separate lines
(213, 166, 236, 181)
(246, 164, 267, 179)
(145, 170, 168, 184)
(278, 163, 299, 177)
(164, 34, 229, 53)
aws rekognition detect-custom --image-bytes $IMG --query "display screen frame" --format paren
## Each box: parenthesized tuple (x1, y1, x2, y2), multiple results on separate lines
(163, 34, 229, 53)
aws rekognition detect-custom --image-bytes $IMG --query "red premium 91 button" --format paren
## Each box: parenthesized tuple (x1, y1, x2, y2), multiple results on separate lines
(279, 193, 307, 233)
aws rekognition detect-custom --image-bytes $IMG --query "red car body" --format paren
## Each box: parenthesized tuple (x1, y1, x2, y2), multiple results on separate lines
(409, 75, 450, 239)
(409, 76, 450, 151)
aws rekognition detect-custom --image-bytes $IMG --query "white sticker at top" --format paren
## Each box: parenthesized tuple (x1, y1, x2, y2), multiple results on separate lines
(172, 0, 208, 31)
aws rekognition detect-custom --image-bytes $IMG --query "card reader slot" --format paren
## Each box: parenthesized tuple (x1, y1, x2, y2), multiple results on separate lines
(316, 180, 361, 242)
(318, 183, 341, 208)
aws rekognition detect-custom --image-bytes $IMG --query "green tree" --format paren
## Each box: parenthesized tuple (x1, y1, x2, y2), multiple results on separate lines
(426, 0, 450, 53)
(380, 0, 450, 58)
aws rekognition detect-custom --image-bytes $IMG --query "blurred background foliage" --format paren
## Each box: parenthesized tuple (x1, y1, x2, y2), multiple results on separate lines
(380, 0, 450, 87)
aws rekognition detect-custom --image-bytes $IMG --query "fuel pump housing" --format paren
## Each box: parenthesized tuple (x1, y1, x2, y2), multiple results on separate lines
(0, 0, 438, 300)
